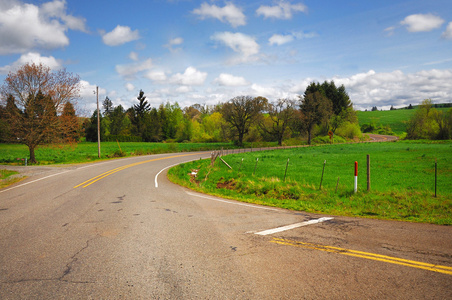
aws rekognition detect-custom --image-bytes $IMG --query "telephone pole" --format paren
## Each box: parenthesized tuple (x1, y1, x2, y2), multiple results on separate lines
(96, 86, 101, 158)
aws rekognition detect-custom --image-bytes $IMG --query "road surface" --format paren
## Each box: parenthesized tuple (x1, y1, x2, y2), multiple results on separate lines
(1, 152, 451, 299)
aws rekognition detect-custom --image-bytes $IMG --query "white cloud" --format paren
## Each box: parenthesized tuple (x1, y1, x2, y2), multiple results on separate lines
(145, 70, 167, 82)
(164, 37, 184, 53)
(170, 67, 207, 86)
(0, 0, 87, 55)
(330, 69, 452, 109)
(115, 58, 152, 80)
(129, 51, 139, 61)
(214, 73, 249, 86)
(211, 32, 260, 64)
(125, 83, 135, 92)
(442, 22, 452, 39)
(269, 34, 294, 46)
(102, 25, 140, 46)
(257, 1, 307, 20)
(79, 80, 107, 112)
(193, 2, 246, 28)
(400, 14, 444, 32)
(0, 52, 62, 74)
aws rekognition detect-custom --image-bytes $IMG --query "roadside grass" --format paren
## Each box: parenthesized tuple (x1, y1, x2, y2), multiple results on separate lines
(357, 107, 450, 135)
(0, 169, 22, 189)
(0, 141, 248, 165)
(168, 140, 452, 225)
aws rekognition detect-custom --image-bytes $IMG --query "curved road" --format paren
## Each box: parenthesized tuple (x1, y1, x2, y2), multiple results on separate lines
(1, 152, 451, 299)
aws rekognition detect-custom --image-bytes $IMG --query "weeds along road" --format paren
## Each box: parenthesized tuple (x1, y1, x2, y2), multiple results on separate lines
(1, 151, 451, 299)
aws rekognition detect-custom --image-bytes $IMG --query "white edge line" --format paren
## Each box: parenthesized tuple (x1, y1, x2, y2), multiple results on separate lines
(255, 217, 334, 236)
(155, 157, 209, 188)
(186, 191, 280, 211)
(0, 170, 72, 194)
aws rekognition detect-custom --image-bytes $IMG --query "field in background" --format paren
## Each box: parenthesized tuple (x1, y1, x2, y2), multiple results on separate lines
(357, 107, 450, 135)
(168, 140, 452, 225)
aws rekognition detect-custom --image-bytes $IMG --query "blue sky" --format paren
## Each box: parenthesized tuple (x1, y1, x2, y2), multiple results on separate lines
(1, 0, 451, 115)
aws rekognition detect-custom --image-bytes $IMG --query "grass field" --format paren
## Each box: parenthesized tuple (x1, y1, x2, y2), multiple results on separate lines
(357, 107, 450, 135)
(168, 140, 452, 225)
(0, 141, 248, 165)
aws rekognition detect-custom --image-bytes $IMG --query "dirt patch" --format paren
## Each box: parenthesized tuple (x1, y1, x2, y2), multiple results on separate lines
(216, 179, 236, 190)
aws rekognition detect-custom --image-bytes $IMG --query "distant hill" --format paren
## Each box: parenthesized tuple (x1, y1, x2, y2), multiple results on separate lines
(357, 105, 451, 135)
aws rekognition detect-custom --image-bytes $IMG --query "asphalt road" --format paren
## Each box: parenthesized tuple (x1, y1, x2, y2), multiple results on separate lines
(1, 152, 451, 299)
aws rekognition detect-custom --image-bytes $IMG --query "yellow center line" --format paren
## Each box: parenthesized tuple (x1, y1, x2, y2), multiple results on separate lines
(73, 153, 200, 188)
(271, 238, 452, 275)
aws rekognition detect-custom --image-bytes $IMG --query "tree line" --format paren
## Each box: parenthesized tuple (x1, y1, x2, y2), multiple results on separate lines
(83, 81, 357, 147)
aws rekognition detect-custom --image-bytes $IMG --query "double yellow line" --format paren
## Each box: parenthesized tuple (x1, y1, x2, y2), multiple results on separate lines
(271, 238, 452, 275)
(73, 153, 200, 189)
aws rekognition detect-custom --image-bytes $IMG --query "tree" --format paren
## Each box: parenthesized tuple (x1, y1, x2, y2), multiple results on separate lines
(222, 96, 267, 146)
(259, 99, 295, 146)
(109, 104, 127, 136)
(85, 109, 106, 142)
(0, 63, 80, 163)
(299, 91, 333, 145)
(60, 101, 80, 143)
(103, 96, 114, 117)
(131, 89, 151, 139)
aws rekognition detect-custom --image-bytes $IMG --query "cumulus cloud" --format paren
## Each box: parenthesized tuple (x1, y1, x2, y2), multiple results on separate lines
(125, 82, 135, 92)
(269, 34, 294, 46)
(0, 52, 62, 74)
(0, 0, 87, 54)
(442, 22, 452, 39)
(145, 70, 167, 82)
(192, 2, 246, 27)
(102, 25, 140, 46)
(129, 51, 139, 61)
(115, 58, 152, 80)
(328, 69, 452, 109)
(257, 1, 307, 20)
(211, 32, 260, 64)
(79, 80, 107, 112)
(400, 14, 444, 32)
(214, 73, 249, 86)
(164, 37, 184, 53)
(170, 67, 207, 86)
(269, 31, 317, 46)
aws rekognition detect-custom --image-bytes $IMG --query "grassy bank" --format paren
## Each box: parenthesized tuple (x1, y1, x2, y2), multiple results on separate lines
(168, 140, 452, 225)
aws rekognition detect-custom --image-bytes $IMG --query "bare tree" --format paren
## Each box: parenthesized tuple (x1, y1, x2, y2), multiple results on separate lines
(1, 63, 81, 163)
(259, 99, 295, 146)
(222, 96, 267, 146)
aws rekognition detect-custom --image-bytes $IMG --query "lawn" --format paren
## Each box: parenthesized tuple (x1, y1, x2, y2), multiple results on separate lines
(168, 140, 452, 225)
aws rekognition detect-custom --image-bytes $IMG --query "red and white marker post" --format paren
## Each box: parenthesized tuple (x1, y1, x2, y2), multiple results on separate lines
(354, 161, 358, 193)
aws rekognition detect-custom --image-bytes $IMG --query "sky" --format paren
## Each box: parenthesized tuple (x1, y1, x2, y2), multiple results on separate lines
(1, 0, 451, 115)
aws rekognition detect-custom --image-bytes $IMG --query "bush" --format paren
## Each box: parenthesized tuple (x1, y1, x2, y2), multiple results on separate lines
(103, 135, 142, 142)
(336, 122, 362, 139)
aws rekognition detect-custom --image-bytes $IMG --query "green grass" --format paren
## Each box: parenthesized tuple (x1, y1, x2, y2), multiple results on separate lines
(357, 107, 450, 135)
(0, 169, 21, 189)
(168, 140, 452, 225)
(0, 141, 245, 165)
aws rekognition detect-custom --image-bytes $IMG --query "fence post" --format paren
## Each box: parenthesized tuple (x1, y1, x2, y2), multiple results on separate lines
(319, 160, 326, 190)
(239, 158, 244, 172)
(367, 154, 370, 191)
(253, 158, 259, 175)
(435, 159, 437, 198)
(284, 158, 290, 182)
(354, 161, 358, 193)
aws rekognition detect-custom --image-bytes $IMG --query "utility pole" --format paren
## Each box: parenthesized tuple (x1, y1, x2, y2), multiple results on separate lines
(96, 86, 101, 158)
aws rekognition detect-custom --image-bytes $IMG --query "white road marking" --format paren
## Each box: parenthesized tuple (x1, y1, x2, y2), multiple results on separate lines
(0, 170, 72, 194)
(254, 217, 334, 235)
(186, 191, 280, 211)
(155, 157, 208, 188)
